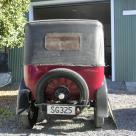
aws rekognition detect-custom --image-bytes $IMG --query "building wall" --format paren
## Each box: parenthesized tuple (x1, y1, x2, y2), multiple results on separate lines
(114, 0, 136, 81)
(8, 48, 23, 83)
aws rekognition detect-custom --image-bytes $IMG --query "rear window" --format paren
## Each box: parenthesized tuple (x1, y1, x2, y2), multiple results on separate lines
(45, 33, 80, 51)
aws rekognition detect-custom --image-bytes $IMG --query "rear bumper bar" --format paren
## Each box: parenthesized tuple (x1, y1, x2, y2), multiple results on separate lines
(35, 103, 89, 108)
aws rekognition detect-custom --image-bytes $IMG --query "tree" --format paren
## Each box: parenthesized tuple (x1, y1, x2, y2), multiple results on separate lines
(0, 0, 30, 48)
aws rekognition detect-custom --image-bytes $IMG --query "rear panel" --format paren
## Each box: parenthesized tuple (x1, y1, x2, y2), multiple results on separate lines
(24, 65, 104, 100)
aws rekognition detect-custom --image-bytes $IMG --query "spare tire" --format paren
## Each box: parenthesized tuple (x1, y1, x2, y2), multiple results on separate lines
(36, 68, 89, 105)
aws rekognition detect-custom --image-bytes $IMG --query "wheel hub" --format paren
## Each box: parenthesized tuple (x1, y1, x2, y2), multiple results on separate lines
(55, 86, 69, 101)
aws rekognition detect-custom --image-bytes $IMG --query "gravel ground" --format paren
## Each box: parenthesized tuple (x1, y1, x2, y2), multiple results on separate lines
(0, 88, 136, 136)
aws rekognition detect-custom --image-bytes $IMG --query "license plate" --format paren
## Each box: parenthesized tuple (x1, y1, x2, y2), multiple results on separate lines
(47, 105, 75, 115)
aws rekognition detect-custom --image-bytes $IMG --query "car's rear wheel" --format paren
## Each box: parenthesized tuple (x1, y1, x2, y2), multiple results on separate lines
(36, 68, 89, 108)
(94, 105, 104, 128)
(20, 103, 38, 129)
(94, 79, 108, 128)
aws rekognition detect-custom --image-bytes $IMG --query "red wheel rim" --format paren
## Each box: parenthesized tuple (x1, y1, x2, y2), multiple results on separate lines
(45, 77, 80, 101)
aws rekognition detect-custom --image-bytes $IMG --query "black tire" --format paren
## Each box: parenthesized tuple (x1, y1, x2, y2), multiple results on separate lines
(36, 68, 89, 105)
(20, 103, 38, 129)
(94, 105, 104, 128)
(94, 78, 108, 128)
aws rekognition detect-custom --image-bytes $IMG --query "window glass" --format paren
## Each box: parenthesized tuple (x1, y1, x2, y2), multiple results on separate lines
(45, 33, 80, 51)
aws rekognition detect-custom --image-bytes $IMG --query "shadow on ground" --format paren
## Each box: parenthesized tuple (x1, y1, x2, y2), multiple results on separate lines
(0, 106, 135, 135)
(0, 95, 117, 135)
(113, 108, 136, 131)
(0, 115, 117, 135)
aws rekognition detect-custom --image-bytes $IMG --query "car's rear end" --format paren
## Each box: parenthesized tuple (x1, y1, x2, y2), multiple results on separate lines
(16, 19, 108, 129)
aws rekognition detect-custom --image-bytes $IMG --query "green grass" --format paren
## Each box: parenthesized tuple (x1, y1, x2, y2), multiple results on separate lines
(0, 107, 13, 118)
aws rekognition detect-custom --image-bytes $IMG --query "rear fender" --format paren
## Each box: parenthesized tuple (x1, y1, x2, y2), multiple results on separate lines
(16, 80, 30, 115)
(96, 79, 108, 117)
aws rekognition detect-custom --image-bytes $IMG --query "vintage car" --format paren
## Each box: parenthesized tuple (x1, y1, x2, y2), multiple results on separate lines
(16, 19, 108, 129)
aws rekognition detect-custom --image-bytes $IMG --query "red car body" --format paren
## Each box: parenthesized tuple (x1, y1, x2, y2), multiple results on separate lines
(24, 65, 104, 101)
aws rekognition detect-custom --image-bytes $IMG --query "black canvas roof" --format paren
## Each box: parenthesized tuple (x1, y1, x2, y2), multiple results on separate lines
(24, 19, 104, 66)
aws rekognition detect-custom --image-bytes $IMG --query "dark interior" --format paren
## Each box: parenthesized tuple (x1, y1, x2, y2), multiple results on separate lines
(33, 1, 111, 77)
(34, 2, 110, 23)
